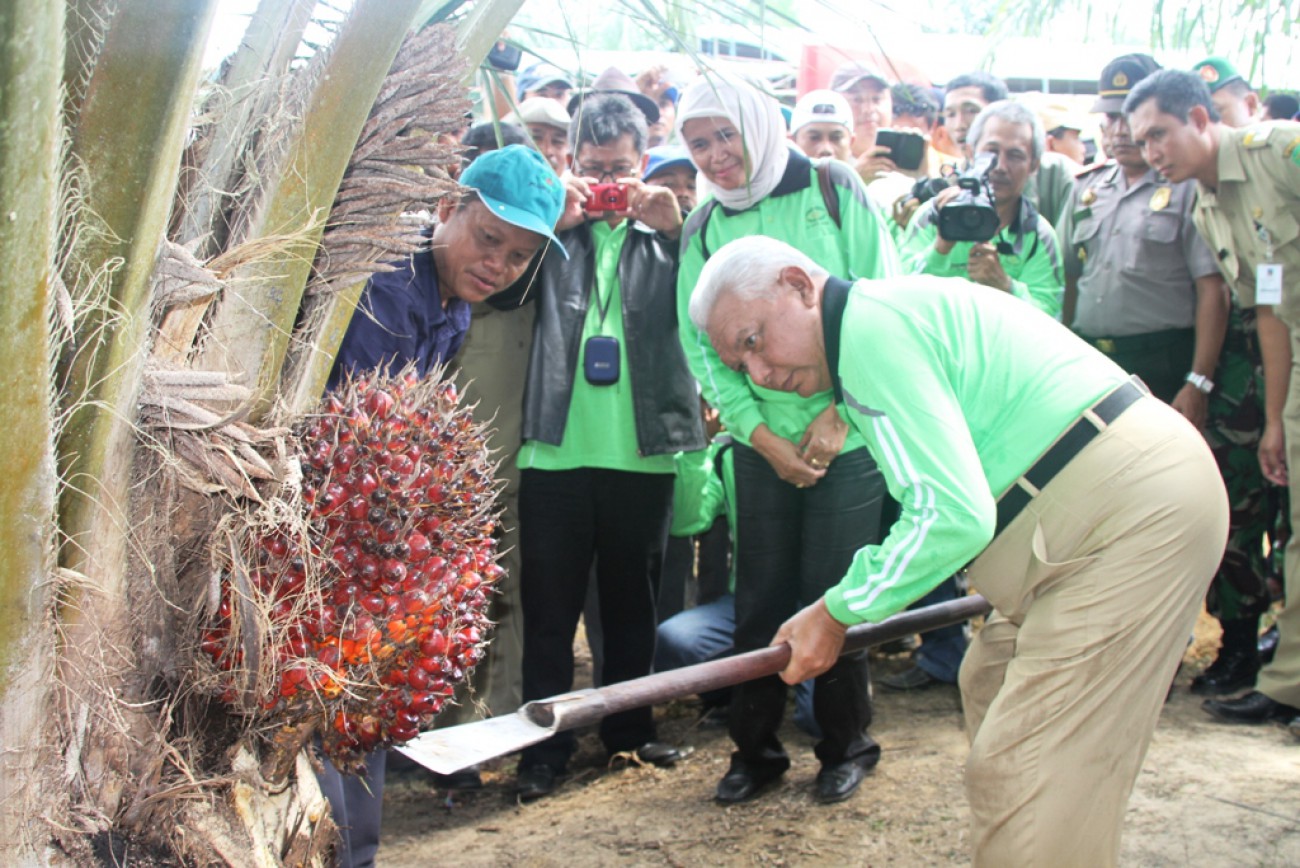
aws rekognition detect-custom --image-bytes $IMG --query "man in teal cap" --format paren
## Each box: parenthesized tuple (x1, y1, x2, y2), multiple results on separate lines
(690, 234, 1227, 865)
(330, 143, 567, 388)
(322, 142, 565, 867)
(1194, 56, 1260, 128)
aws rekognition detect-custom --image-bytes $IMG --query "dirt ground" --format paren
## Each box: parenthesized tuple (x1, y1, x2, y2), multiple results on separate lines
(379, 614, 1299, 866)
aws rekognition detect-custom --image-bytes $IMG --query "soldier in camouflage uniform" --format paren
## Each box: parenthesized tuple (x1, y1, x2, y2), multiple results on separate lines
(1198, 305, 1273, 693)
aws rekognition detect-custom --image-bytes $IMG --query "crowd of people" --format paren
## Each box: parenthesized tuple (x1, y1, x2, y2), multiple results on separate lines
(319, 44, 1300, 868)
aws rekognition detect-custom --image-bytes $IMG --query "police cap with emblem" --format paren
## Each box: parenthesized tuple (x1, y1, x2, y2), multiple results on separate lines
(1092, 54, 1161, 113)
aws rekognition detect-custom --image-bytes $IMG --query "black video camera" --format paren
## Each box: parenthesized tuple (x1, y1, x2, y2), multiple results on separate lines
(937, 151, 999, 244)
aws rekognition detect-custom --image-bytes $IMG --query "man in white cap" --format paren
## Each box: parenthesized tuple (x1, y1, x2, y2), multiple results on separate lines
(504, 96, 572, 175)
(789, 89, 855, 164)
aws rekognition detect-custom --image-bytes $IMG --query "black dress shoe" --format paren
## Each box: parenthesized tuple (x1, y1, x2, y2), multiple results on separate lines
(714, 754, 789, 804)
(515, 764, 560, 801)
(1202, 690, 1299, 724)
(879, 665, 944, 691)
(635, 741, 685, 767)
(814, 759, 872, 804)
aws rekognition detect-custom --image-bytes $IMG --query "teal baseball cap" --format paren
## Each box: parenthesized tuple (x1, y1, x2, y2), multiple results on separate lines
(459, 144, 569, 258)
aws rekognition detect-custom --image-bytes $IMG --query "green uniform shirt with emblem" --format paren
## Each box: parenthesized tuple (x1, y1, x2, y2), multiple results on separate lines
(677, 159, 900, 449)
(898, 196, 1065, 318)
(1193, 122, 1300, 328)
(518, 219, 676, 474)
(823, 276, 1130, 625)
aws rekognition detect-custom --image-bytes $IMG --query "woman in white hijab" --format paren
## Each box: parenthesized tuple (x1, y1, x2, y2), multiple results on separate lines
(672, 71, 901, 808)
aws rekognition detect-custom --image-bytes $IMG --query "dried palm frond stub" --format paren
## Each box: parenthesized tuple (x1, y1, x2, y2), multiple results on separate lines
(202, 366, 502, 772)
(307, 23, 470, 298)
(139, 365, 288, 499)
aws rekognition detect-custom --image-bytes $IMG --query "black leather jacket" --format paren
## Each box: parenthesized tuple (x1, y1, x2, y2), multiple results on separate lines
(521, 221, 706, 457)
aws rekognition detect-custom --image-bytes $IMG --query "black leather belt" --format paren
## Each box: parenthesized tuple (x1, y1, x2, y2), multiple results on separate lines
(994, 378, 1148, 535)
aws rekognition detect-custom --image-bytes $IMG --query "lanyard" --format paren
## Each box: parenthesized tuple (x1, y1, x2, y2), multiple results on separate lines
(591, 277, 615, 332)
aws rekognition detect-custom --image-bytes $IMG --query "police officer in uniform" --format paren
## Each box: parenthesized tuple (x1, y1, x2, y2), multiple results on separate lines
(1127, 69, 1300, 737)
(1060, 54, 1228, 413)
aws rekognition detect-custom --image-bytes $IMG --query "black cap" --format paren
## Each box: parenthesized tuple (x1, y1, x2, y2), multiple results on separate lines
(1092, 54, 1161, 113)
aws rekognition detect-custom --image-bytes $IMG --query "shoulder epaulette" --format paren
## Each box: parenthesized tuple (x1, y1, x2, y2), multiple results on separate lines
(1241, 125, 1273, 149)
(1073, 160, 1112, 180)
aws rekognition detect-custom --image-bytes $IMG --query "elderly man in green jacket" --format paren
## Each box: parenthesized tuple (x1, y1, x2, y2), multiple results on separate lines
(689, 235, 1228, 867)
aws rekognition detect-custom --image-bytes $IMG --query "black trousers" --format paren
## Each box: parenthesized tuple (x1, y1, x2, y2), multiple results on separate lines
(1084, 328, 1195, 404)
(518, 467, 674, 770)
(730, 443, 886, 769)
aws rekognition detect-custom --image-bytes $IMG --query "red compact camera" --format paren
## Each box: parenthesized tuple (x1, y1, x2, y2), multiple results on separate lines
(584, 182, 629, 213)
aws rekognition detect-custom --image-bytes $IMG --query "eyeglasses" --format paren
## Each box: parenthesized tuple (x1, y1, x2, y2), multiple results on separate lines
(576, 164, 636, 182)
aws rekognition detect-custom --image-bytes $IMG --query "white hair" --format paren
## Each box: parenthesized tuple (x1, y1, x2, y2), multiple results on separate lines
(688, 236, 829, 332)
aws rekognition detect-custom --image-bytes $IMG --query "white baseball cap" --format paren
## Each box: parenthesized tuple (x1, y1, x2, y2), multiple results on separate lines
(789, 90, 854, 135)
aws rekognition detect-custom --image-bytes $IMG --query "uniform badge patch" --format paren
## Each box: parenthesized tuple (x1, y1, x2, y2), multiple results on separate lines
(1081, 189, 1097, 206)
(1149, 187, 1171, 211)
(1198, 64, 1220, 84)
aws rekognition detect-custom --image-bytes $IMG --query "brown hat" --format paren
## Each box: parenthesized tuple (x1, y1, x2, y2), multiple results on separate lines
(567, 67, 660, 125)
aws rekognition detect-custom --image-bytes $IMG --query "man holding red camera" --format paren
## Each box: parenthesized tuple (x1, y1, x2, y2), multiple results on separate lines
(512, 92, 706, 800)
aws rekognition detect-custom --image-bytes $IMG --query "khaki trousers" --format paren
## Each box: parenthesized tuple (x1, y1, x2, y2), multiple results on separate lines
(441, 302, 534, 721)
(961, 396, 1228, 867)
(1256, 326, 1300, 707)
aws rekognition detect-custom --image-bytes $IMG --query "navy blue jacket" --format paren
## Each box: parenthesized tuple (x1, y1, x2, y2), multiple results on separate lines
(328, 240, 470, 391)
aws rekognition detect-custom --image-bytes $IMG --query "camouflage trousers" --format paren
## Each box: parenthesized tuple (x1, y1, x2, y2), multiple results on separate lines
(1203, 308, 1284, 621)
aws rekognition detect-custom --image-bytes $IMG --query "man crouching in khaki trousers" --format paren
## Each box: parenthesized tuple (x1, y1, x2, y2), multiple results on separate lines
(688, 235, 1228, 867)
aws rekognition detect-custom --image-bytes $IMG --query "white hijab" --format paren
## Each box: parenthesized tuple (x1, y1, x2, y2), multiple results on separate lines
(675, 72, 792, 211)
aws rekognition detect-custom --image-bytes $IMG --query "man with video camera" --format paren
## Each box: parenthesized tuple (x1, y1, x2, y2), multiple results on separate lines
(899, 100, 1065, 319)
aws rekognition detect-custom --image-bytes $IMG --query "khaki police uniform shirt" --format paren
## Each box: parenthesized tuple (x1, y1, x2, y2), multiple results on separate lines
(1060, 163, 1219, 337)
(1193, 122, 1300, 329)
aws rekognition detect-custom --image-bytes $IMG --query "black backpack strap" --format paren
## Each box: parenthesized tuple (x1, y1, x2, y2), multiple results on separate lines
(821, 276, 853, 404)
(696, 200, 722, 260)
(816, 160, 843, 229)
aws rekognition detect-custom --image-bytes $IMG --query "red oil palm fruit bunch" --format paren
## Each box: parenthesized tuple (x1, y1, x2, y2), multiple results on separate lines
(202, 367, 502, 770)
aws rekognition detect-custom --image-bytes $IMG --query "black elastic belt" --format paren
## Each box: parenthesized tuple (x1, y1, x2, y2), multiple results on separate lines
(994, 378, 1148, 536)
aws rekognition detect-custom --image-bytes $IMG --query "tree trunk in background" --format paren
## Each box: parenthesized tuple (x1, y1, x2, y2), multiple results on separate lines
(0, 3, 65, 860)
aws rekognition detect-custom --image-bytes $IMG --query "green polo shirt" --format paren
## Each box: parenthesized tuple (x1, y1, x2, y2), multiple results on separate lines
(823, 275, 1129, 625)
(677, 158, 899, 450)
(518, 219, 676, 474)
